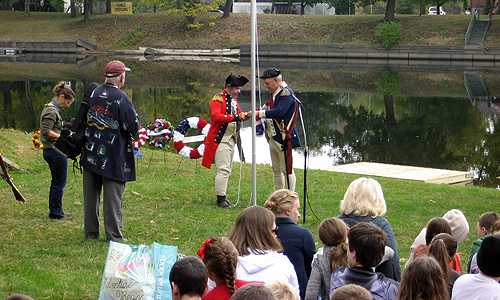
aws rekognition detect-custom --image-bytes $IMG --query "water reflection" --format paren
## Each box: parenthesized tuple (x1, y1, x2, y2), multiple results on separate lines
(1, 58, 500, 188)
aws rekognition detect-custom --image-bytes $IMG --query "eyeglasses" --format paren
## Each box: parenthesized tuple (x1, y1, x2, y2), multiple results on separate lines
(271, 227, 279, 235)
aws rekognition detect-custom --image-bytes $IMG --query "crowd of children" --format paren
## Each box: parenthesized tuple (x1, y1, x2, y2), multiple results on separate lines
(163, 177, 500, 300)
(5, 177, 500, 300)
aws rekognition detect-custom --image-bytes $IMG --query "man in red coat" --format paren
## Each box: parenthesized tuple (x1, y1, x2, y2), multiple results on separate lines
(202, 74, 251, 208)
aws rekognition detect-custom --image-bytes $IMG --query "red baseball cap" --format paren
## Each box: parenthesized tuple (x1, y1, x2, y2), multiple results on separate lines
(105, 60, 131, 77)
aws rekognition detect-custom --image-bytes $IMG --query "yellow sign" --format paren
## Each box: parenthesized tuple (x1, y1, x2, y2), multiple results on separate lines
(111, 2, 132, 15)
(122, 89, 133, 100)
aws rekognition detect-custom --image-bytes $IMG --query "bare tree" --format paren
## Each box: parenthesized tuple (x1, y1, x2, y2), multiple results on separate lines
(384, 0, 396, 21)
(69, 0, 76, 17)
(223, 0, 232, 18)
(25, 0, 30, 16)
(84, 0, 90, 22)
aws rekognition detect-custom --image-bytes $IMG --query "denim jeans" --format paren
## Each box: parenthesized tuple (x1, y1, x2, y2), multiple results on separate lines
(43, 148, 68, 219)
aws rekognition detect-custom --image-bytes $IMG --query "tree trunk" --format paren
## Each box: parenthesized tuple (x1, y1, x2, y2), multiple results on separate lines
(24, 0, 30, 16)
(84, 0, 90, 22)
(25, 79, 37, 131)
(384, 94, 396, 124)
(70, 0, 76, 17)
(300, 0, 305, 15)
(384, 0, 396, 21)
(420, 2, 425, 15)
(223, 0, 232, 18)
(106, 0, 111, 13)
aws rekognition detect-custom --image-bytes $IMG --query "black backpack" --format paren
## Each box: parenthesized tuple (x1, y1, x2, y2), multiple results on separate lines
(53, 82, 98, 161)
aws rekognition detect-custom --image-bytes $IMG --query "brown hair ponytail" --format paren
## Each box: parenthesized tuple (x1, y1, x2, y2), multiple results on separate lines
(204, 237, 239, 294)
(318, 218, 349, 272)
(52, 81, 75, 100)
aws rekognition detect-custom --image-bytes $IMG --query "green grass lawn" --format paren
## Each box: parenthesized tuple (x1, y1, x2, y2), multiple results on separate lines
(0, 128, 499, 299)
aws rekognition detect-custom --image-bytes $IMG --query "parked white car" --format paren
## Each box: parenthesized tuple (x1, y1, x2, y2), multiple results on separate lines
(428, 6, 446, 15)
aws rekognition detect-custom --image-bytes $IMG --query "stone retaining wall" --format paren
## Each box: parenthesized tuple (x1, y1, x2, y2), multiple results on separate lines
(240, 43, 500, 64)
(0, 38, 97, 53)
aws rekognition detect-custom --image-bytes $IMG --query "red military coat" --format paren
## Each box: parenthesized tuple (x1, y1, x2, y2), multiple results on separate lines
(202, 90, 243, 169)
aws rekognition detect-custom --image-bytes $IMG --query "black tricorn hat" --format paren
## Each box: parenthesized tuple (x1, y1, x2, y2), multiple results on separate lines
(258, 67, 281, 79)
(225, 74, 249, 87)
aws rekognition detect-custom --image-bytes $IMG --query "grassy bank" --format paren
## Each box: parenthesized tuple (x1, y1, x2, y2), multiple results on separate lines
(0, 10, 499, 51)
(0, 128, 499, 298)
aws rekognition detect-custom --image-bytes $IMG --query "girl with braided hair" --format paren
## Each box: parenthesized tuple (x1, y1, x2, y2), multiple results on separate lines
(197, 237, 262, 300)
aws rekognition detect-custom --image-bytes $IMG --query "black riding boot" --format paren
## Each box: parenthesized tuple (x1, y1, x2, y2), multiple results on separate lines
(217, 195, 232, 208)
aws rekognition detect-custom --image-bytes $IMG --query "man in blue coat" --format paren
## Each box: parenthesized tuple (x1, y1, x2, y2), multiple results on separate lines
(257, 68, 301, 191)
(81, 60, 140, 242)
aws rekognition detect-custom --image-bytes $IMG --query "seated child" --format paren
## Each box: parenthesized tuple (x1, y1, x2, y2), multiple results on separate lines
(266, 281, 300, 300)
(170, 256, 209, 300)
(229, 283, 278, 300)
(305, 217, 348, 300)
(330, 284, 373, 300)
(329, 222, 399, 300)
(466, 211, 500, 273)
(469, 219, 500, 274)
(406, 209, 469, 273)
(197, 237, 262, 300)
(452, 235, 500, 300)
(395, 256, 448, 300)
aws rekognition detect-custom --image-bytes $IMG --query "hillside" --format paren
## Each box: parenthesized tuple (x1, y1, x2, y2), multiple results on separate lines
(0, 10, 498, 51)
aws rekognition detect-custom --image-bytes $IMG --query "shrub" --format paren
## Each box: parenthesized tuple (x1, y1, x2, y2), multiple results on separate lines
(375, 21, 403, 48)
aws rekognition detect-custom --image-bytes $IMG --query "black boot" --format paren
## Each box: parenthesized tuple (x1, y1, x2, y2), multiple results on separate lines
(217, 195, 232, 208)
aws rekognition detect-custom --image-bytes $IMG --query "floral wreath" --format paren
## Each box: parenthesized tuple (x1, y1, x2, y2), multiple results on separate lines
(32, 130, 43, 149)
(146, 119, 173, 149)
(132, 119, 174, 150)
(173, 117, 210, 159)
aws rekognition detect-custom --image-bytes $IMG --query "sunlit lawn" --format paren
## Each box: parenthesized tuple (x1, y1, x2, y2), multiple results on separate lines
(0, 128, 499, 299)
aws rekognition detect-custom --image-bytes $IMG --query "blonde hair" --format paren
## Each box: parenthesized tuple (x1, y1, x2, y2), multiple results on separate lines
(330, 284, 373, 300)
(266, 281, 300, 300)
(340, 177, 386, 217)
(205, 237, 239, 294)
(318, 218, 348, 271)
(264, 189, 299, 216)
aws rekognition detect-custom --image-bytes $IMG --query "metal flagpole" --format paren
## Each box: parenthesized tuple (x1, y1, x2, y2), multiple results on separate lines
(251, 0, 257, 206)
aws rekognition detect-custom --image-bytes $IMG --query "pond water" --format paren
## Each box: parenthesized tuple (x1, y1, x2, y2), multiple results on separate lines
(1, 55, 500, 188)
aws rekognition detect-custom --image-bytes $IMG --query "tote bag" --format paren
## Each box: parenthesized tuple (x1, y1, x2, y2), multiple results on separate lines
(98, 241, 178, 300)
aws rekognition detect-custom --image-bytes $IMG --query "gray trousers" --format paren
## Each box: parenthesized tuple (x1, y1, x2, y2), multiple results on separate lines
(83, 168, 126, 241)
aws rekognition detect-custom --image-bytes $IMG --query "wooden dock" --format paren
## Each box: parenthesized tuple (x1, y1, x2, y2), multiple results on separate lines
(320, 162, 474, 185)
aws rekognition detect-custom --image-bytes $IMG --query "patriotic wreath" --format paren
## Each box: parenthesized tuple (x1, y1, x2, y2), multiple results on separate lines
(174, 117, 210, 159)
(146, 119, 173, 148)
